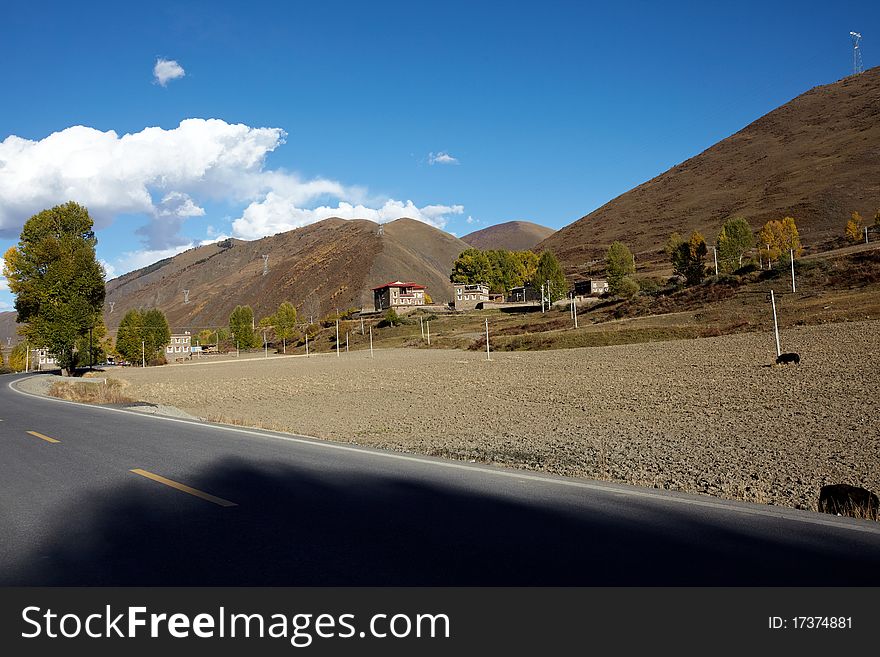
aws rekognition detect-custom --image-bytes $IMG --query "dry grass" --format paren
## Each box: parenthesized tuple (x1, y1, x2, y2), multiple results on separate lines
(48, 379, 135, 405)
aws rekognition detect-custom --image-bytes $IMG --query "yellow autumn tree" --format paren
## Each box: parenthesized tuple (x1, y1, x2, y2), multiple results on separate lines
(758, 217, 802, 262)
(845, 211, 863, 243)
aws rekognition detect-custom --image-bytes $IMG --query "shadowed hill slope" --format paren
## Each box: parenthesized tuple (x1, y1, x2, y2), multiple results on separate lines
(538, 67, 880, 271)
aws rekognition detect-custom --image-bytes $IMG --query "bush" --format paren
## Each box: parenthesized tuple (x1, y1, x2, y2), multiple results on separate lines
(733, 262, 759, 276)
(377, 308, 402, 328)
(617, 276, 640, 298)
(636, 276, 665, 295)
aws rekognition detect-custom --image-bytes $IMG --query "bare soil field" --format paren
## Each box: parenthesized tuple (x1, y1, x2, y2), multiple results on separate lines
(105, 320, 880, 512)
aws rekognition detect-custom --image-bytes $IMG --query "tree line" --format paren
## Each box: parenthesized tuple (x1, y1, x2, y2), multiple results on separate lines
(450, 248, 568, 301)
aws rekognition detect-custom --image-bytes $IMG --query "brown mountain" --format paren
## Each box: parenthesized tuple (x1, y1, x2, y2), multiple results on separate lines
(0, 218, 470, 341)
(462, 220, 555, 251)
(538, 67, 880, 271)
(101, 217, 469, 332)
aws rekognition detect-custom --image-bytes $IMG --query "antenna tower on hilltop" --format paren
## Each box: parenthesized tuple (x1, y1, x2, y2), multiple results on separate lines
(851, 31, 863, 75)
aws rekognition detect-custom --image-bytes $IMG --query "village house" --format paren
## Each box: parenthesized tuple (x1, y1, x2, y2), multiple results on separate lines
(574, 279, 609, 296)
(165, 331, 192, 362)
(508, 285, 543, 303)
(372, 281, 427, 312)
(453, 283, 490, 310)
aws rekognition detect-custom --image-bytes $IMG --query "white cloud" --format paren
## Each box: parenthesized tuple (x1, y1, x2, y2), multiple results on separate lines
(231, 196, 463, 240)
(153, 58, 186, 86)
(428, 151, 459, 165)
(0, 118, 465, 252)
(98, 260, 116, 280)
(0, 275, 8, 293)
(466, 215, 476, 224)
(199, 234, 231, 246)
(0, 119, 288, 244)
(117, 244, 196, 274)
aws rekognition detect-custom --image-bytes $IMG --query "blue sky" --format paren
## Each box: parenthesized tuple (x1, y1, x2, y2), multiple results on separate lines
(1, 0, 877, 310)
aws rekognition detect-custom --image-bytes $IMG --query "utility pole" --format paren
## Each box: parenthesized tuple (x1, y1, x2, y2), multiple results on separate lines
(790, 249, 796, 293)
(866, 226, 870, 244)
(541, 284, 545, 313)
(770, 290, 781, 358)
(713, 247, 719, 276)
(346, 332, 349, 353)
(305, 333, 309, 357)
(426, 320, 431, 346)
(336, 319, 340, 357)
(25, 339, 28, 373)
(142, 341, 145, 368)
(485, 318, 490, 361)
(89, 326, 93, 370)
(369, 326, 373, 358)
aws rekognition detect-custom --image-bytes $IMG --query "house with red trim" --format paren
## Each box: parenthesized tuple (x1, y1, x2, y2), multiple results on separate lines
(372, 281, 427, 312)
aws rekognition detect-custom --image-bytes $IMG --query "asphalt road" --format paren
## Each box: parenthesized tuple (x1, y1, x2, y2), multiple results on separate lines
(1, 373, 879, 585)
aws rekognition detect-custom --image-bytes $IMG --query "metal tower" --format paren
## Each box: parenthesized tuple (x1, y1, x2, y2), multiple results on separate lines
(183, 289, 190, 304)
(851, 32, 863, 75)
(108, 301, 115, 313)
(262, 255, 269, 276)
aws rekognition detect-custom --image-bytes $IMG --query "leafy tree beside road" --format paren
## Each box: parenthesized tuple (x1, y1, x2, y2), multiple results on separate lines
(114, 308, 171, 365)
(2, 202, 106, 376)
(229, 305, 258, 348)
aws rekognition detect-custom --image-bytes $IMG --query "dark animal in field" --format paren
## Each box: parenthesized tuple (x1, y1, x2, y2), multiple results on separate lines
(775, 352, 800, 365)
(818, 484, 879, 519)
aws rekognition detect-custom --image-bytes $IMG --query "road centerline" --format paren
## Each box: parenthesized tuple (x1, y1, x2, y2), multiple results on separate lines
(129, 468, 238, 507)
(26, 430, 59, 444)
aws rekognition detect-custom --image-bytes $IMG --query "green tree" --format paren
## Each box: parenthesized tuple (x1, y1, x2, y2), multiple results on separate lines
(485, 250, 520, 294)
(3, 202, 106, 375)
(668, 231, 708, 285)
(606, 242, 635, 295)
(512, 251, 539, 288)
(142, 309, 171, 360)
(716, 216, 754, 271)
(229, 305, 258, 348)
(74, 316, 109, 368)
(272, 301, 298, 353)
(845, 211, 863, 243)
(532, 250, 567, 302)
(450, 248, 492, 285)
(115, 309, 143, 364)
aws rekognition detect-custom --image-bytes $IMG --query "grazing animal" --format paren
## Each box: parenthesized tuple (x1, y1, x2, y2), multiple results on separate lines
(775, 352, 800, 366)
(818, 484, 879, 519)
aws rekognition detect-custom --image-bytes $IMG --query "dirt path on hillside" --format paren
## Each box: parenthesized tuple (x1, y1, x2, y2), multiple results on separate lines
(106, 320, 880, 512)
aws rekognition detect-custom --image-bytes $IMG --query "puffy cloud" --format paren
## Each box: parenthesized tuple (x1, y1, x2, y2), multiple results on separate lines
(117, 244, 196, 274)
(0, 119, 286, 240)
(466, 215, 477, 224)
(231, 196, 463, 240)
(0, 275, 7, 292)
(0, 118, 465, 252)
(99, 260, 116, 280)
(428, 151, 459, 165)
(153, 58, 186, 86)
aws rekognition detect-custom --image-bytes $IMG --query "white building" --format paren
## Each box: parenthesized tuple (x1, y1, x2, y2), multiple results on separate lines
(166, 332, 192, 361)
(453, 283, 490, 310)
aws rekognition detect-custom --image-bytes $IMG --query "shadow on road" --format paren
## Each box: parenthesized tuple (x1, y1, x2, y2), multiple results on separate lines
(4, 457, 879, 585)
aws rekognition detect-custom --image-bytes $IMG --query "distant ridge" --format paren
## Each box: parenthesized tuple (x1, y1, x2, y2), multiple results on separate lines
(462, 220, 555, 251)
(538, 67, 880, 271)
(97, 217, 469, 331)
